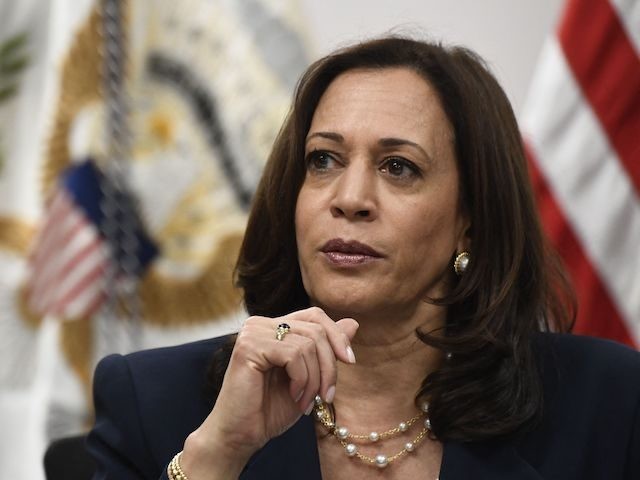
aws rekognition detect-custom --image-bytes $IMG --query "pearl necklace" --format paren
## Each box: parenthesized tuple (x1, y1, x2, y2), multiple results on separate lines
(313, 396, 432, 468)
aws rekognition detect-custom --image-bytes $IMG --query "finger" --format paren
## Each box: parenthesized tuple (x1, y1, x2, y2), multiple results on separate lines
(285, 321, 337, 404)
(336, 317, 359, 340)
(240, 317, 318, 401)
(282, 333, 322, 412)
(286, 307, 357, 365)
(335, 318, 359, 364)
(234, 327, 307, 379)
(252, 337, 314, 410)
(242, 312, 351, 405)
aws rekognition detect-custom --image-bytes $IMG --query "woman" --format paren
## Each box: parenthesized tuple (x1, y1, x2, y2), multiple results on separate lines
(87, 37, 640, 479)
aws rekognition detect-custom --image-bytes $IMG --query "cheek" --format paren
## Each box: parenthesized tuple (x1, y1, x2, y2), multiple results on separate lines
(294, 186, 318, 262)
(294, 189, 310, 244)
(399, 207, 458, 266)
(294, 192, 319, 298)
(395, 213, 459, 299)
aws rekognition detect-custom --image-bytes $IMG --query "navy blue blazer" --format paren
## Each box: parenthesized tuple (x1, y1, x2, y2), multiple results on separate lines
(87, 333, 640, 479)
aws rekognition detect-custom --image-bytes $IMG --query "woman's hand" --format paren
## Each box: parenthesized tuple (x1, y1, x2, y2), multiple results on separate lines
(180, 307, 359, 478)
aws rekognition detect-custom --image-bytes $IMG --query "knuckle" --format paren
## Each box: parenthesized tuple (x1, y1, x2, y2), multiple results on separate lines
(243, 316, 263, 328)
(308, 306, 325, 319)
(293, 349, 306, 366)
(237, 325, 249, 338)
(237, 323, 255, 340)
(307, 323, 325, 339)
(301, 337, 317, 354)
(235, 326, 249, 341)
(231, 337, 251, 358)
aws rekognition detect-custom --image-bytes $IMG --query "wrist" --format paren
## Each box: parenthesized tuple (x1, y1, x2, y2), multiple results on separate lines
(180, 427, 253, 479)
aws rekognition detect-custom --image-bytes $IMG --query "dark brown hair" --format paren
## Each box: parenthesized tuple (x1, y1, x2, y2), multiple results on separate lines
(218, 36, 575, 442)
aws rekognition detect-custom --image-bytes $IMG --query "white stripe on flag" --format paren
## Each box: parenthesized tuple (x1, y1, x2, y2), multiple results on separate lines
(27, 189, 109, 319)
(521, 37, 640, 344)
(31, 213, 95, 301)
(30, 193, 78, 274)
(58, 270, 105, 320)
(47, 245, 106, 312)
(30, 211, 88, 311)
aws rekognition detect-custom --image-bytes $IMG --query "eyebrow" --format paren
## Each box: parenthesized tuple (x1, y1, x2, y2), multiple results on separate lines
(306, 131, 344, 143)
(305, 132, 433, 163)
(378, 137, 433, 163)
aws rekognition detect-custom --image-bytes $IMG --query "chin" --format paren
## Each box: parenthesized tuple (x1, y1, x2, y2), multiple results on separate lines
(312, 293, 386, 320)
(303, 274, 398, 319)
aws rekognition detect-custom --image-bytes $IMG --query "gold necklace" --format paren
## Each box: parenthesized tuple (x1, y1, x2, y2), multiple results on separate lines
(313, 396, 432, 468)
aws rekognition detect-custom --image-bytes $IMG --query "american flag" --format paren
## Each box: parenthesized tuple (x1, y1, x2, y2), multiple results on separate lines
(26, 160, 158, 320)
(522, 0, 640, 347)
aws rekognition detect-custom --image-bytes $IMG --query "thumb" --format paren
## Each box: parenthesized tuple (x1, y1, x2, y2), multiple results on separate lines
(335, 317, 359, 340)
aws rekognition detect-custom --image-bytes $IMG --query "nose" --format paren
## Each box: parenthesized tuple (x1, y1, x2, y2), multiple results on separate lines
(330, 160, 377, 220)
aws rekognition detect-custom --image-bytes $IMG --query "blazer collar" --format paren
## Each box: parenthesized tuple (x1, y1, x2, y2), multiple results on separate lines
(239, 417, 542, 480)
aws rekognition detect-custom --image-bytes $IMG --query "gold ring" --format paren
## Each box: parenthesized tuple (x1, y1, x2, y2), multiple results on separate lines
(275, 323, 290, 341)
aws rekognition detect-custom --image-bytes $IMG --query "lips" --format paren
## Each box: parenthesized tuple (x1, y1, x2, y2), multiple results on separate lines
(320, 239, 383, 265)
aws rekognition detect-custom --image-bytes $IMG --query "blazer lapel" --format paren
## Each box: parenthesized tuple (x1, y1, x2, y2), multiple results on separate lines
(240, 416, 322, 480)
(440, 439, 543, 480)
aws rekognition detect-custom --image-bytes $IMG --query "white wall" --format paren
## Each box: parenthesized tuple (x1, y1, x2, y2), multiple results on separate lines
(300, 0, 565, 117)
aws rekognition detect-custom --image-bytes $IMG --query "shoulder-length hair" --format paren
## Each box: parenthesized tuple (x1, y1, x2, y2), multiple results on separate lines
(228, 36, 575, 441)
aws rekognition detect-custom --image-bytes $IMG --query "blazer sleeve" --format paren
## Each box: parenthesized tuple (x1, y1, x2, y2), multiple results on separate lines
(87, 354, 169, 480)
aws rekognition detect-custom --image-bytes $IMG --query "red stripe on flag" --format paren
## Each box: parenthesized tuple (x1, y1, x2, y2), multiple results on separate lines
(58, 237, 103, 277)
(29, 220, 91, 310)
(27, 188, 109, 318)
(38, 239, 103, 313)
(30, 217, 86, 297)
(30, 194, 77, 270)
(52, 261, 106, 317)
(559, 0, 640, 194)
(526, 143, 636, 347)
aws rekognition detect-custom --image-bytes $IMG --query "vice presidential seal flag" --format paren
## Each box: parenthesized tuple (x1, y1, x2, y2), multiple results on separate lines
(0, 0, 309, 478)
(522, 0, 640, 347)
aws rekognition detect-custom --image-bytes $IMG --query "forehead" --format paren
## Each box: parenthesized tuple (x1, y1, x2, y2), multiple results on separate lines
(309, 67, 453, 147)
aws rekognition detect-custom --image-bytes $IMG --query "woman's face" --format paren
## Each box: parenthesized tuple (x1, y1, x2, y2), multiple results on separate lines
(295, 67, 469, 321)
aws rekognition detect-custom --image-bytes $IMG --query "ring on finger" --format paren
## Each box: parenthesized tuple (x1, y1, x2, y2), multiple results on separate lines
(275, 323, 291, 341)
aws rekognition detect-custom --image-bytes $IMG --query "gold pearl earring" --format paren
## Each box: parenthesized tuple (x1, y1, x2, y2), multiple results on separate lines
(454, 251, 470, 276)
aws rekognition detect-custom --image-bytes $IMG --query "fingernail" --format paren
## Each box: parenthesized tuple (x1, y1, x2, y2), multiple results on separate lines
(294, 389, 304, 402)
(346, 346, 356, 364)
(326, 385, 336, 404)
(304, 401, 315, 416)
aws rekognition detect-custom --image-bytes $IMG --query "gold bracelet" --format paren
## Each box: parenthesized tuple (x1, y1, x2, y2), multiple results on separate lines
(167, 451, 190, 480)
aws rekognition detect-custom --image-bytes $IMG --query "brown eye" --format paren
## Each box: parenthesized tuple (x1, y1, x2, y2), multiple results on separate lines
(306, 150, 337, 171)
(388, 159, 405, 176)
(380, 157, 420, 179)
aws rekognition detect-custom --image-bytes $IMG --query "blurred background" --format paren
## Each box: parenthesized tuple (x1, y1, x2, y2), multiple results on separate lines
(0, 0, 637, 478)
